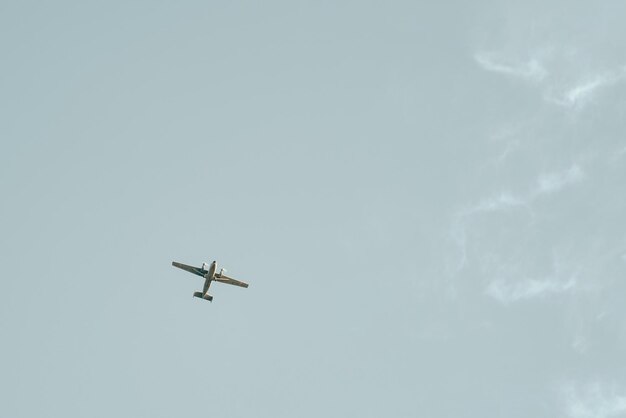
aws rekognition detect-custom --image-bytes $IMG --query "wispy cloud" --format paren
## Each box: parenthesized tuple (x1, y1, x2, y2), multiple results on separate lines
(562, 382, 626, 418)
(565, 77, 608, 106)
(533, 164, 586, 196)
(447, 191, 532, 274)
(474, 52, 548, 82)
(485, 275, 576, 304)
(448, 165, 586, 283)
(493, 139, 520, 164)
(471, 192, 528, 213)
(572, 334, 590, 354)
(546, 68, 626, 109)
(462, 164, 585, 217)
(475, 48, 626, 110)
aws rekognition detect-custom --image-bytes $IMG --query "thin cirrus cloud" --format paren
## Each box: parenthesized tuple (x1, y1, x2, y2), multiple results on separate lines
(559, 77, 610, 107)
(474, 51, 548, 82)
(447, 164, 586, 297)
(471, 191, 528, 213)
(533, 164, 586, 196)
(447, 191, 531, 274)
(463, 164, 585, 217)
(546, 68, 626, 109)
(474, 48, 626, 109)
(562, 382, 626, 418)
(485, 275, 576, 305)
(475, 49, 626, 110)
(482, 249, 579, 305)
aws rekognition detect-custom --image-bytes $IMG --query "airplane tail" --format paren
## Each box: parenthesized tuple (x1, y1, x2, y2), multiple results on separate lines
(193, 291, 213, 302)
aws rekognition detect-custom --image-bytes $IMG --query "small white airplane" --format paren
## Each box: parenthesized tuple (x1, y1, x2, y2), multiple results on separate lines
(171, 260, 249, 302)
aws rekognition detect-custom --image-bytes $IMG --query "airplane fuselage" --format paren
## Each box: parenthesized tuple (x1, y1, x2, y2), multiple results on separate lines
(202, 261, 217, 294)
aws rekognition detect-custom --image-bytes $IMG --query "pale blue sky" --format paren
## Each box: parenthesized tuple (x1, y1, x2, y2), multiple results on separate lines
(2, 2, 626, 417)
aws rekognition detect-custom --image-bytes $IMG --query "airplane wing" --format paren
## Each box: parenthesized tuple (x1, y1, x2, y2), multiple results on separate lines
(215, 274, 249, 288)
(172, 261, 205, 277)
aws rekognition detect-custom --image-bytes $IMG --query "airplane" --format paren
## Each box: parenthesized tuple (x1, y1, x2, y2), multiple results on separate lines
(171, 260, 249, 302)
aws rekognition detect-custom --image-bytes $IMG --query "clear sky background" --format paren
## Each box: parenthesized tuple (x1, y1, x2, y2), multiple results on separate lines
(2, 1, 626, 417)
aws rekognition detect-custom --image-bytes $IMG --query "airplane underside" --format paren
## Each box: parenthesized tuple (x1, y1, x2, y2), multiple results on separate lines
(172, 260, 248, 303)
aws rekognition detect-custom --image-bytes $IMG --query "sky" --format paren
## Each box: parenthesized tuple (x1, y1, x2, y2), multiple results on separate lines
(2, 1, 626, 417)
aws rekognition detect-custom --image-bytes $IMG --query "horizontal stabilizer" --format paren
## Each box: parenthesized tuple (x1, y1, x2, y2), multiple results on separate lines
(193, 291, 213, 302)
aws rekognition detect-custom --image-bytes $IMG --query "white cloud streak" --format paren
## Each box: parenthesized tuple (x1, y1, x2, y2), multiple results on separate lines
(546, 69, 626, 109)
(448, 165, 586, 300)
(562, 382, 626, 418)
(533, 164, 586, 196)
(447, 191, 532, 275)
(474, 52, 548, 82)
(475, 48, 626, 110)
(572, 334, 590, 354)
(460, 164, 585, 218)
(471, 192, 528, 213)
(485, 275, 576, 304)
(565, 77, 608, 106)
